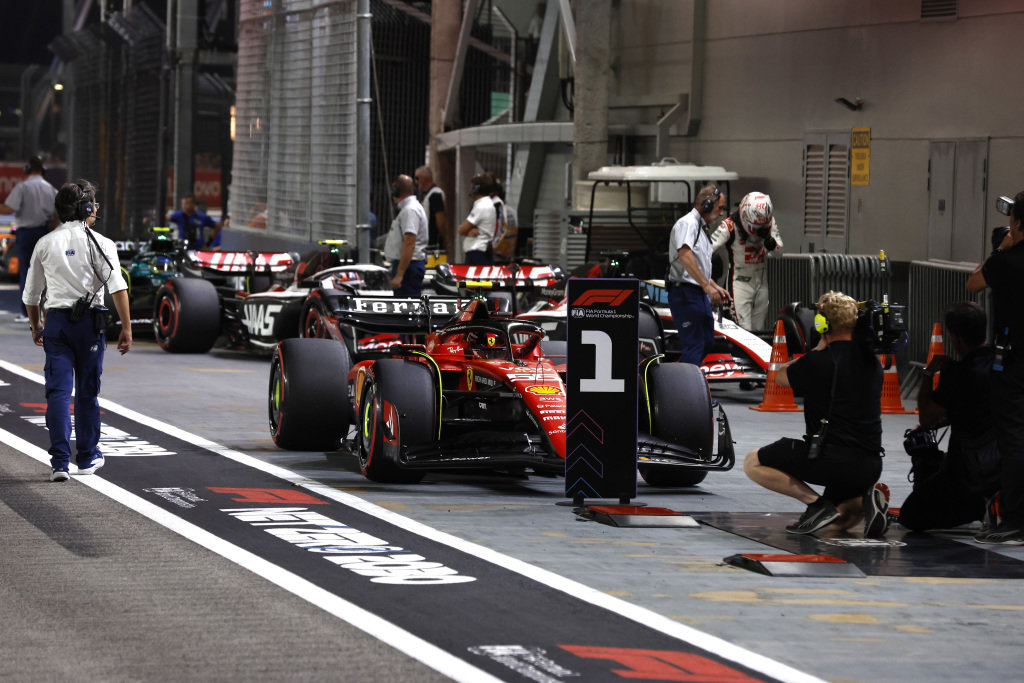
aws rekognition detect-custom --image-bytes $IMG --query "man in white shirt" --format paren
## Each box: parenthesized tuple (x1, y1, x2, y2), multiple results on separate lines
(383, 174, 429, 296)
(0, 156, 58, 322)
(458, 172, 496, 265)
(23, 180, 132, 482)
(667, 185, 731, 365)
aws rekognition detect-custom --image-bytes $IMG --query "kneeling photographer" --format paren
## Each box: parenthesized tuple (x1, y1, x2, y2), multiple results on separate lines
(899, 302, 999, 532)
(744, 290, 888, 537)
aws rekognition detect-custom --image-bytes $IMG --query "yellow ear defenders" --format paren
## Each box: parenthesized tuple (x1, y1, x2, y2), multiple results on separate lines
(814, 313, 829, 334)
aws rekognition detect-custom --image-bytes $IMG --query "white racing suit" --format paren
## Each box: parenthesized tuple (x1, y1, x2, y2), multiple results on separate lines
(710, 212, 783, 332)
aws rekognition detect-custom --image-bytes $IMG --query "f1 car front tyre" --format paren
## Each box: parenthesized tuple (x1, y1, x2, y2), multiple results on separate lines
(640, 361, 712, 487)
(638, 306, 663, 356)
(153, 278, 221, 353)
(269, 338, 351, 450)
(356, 359, 437, 484)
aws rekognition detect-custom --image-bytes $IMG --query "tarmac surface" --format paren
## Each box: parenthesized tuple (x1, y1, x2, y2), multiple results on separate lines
(1, 280, 1022, 682)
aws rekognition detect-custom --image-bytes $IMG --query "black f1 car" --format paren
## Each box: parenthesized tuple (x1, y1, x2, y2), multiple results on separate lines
(268, 292, 734, 487)
(154, 243, 566, 355)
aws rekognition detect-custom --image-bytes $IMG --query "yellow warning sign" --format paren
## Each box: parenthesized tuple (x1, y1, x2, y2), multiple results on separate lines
(851, 127, 870, 186)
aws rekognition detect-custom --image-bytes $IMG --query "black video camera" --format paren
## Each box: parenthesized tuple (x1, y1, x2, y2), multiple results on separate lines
(996, 195, 1014, 217)
(854, 299, 908, 355)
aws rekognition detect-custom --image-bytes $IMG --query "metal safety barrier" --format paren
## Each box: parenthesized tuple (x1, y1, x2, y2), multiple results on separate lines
(766, 253, 892, 327)
(906, 259, 990, 364)
(767, 255, 991, 398)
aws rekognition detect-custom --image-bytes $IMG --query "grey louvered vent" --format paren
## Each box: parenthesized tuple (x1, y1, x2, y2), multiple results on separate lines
(921, 0, 957, 19)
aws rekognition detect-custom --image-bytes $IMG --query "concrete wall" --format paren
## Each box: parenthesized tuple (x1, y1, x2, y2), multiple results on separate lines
(577, 0, 1024, 262)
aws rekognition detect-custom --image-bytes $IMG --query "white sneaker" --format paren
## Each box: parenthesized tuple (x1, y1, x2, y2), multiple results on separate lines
(77, 456, 105, 475)
(50, 469, 70, 482)
(13, 314, 29, 323)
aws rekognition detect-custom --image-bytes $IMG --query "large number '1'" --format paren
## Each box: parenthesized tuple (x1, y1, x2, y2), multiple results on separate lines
(579, 330, 624, 392)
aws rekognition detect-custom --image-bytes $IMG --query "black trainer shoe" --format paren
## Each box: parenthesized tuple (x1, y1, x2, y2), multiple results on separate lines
(863, 482, 890, 538)
(786, 497, 840, 534)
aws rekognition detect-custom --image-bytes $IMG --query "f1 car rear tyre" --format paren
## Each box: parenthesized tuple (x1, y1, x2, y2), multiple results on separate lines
(302, 299, 331, 339)
(640, 362, 712, 487)
(269, 338, 351, 450)
(153, 278, 221, 353)
(356, 359, 436, 484)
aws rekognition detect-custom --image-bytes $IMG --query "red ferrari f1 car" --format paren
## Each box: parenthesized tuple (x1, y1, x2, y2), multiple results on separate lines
(268, 292, 734, 486)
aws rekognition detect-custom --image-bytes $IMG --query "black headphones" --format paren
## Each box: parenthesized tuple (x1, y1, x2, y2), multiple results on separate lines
(76, 181, 95, 220)
(78, 200, 95, 221)
(699, 187, 722, 214)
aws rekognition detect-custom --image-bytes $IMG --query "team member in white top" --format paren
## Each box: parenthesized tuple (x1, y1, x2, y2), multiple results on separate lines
(0, 156, 58, 322)
(383, 174, 429, 296)
(22, 180, 132, 482)
(458, 172, 496, 265)
(667, 185, 731, 365)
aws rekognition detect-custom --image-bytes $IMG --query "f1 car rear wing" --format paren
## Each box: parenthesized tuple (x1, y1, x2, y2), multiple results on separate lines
(432, 262, 564, 291)
(114, 227, 180, 260)
(185, 250, 299, 277)
(322, 293, 466, 335)
(320, 286, 530, 338)
(429, 262, 566, 315)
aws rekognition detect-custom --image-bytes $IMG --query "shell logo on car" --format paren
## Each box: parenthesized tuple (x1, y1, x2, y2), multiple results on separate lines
(526, 386, 560, 395)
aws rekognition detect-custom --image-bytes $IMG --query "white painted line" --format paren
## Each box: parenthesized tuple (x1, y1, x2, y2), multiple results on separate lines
(0, 358, 822, 683)
(0, 426, 500, 683)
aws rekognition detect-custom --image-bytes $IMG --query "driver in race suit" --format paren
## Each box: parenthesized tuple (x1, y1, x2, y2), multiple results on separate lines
(710, 191, 782, 332)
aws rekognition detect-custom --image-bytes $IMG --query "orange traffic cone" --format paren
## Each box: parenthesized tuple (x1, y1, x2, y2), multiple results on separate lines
(879, 354, 915, 414)
(913, 322, 944, 414)
(924, 322, 943, 390)
(751, 319, 800, 412)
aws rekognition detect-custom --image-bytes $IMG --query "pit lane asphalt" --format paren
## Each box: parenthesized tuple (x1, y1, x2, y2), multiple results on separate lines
(1, 281, 1022, 683)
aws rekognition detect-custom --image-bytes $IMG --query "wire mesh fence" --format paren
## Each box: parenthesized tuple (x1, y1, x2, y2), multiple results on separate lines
(232, 0, 358, 243)
(48, 0, 520, 248)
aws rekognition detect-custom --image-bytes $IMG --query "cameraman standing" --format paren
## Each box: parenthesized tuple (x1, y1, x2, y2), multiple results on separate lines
(967, 190, 1024, 545)
(743, 291, 888, 536)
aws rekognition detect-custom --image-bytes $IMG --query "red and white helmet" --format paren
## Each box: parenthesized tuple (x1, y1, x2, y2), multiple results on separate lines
(739, 192, 773, 234)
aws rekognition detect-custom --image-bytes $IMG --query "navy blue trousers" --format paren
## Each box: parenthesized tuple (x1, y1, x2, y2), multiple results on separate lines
(42, 309, 105, 470)
(391, 259, 426, 297)
(667, 283, 714, 366)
